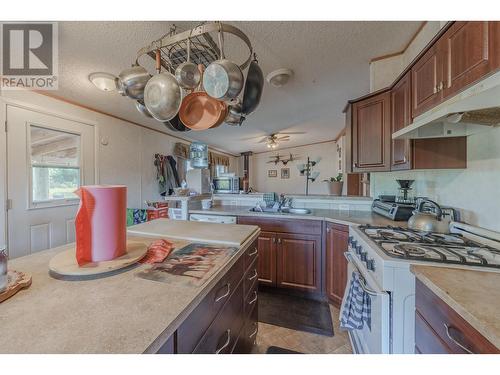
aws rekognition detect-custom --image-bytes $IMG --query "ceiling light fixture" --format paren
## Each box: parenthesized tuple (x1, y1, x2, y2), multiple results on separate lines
(266, 68, 294, 87)
(89, 72, 118, 92)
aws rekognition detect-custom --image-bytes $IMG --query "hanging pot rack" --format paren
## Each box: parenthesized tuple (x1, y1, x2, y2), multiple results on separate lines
(136, 22, 253, 73)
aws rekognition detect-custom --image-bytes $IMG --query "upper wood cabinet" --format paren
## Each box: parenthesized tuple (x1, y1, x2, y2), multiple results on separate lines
(352, 90, 391, 172)
(391, 72, 412, 170)
(411, 43, 443, 118)
(442, 21, 500, 99)
(412, 21, 500, 118)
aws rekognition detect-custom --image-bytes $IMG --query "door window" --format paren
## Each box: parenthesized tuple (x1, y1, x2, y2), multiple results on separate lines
(29, 125, 81, 207)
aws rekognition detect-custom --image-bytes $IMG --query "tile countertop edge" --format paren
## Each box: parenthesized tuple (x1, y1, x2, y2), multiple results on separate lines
(410, 265, 500, 349)
(143, 228, 261, 354)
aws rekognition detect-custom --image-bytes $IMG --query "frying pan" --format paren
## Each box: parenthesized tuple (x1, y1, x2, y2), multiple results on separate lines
(144, 50, 182, 122)
(169, 114, 191, 132)
(179, 65, 227, 131)
(175, 36, 201, 90)
(241, 55, 264, 116)
(135, 100, 153, 118)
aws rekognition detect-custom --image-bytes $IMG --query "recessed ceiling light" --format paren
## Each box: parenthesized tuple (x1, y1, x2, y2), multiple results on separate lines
(89, 72, 118, 92)
(266, 68, 294, 87)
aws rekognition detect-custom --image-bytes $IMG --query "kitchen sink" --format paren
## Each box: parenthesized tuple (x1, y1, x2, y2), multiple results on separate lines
(248, 207, 312, 215)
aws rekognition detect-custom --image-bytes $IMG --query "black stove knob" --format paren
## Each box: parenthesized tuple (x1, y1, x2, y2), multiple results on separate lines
(351, 239, 358, 248)
(360, 252, 367, 262)
(348, 236, 353, 245)
(366, 259, 375, 271)
(355, 245, 362, 254)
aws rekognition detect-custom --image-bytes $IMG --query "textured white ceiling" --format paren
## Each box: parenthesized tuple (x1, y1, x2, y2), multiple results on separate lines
(55, 21, 422, 154)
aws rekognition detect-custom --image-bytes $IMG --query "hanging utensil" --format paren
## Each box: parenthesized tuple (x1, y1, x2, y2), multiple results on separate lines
(203, 23, 244, 101)
(180, 64, 227, 131)
(144, 49, 182, 122)
(175, 35, 201, 90)
(135, 100, 153, 118)
(117, 63, 151, 100)
(241, 54, 264, 115)
(169, 114, 191, 132)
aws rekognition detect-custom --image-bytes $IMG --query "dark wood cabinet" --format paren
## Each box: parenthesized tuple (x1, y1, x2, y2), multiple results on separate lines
(325, 223, 349, 307)
(352, 90, 391, 172)
(237, 217, 323, 295)
(390, 72, 412, 170)
(442, 21, 500, 99)
(255, 231, 277, 286)
(415, 279, 499, 354)
(411, 43, 443, 118)
(276, 233, 322, 293)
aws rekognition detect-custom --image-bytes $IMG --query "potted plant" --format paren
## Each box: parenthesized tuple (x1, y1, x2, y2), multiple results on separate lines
(323, 173, 343, 196)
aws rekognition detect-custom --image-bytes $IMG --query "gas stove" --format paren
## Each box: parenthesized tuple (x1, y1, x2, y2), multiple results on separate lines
(343, 221, 500, 355)
(359, 225, 500, 270)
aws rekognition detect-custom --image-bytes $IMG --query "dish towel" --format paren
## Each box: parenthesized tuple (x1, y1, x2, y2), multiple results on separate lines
(340, 271, 371, 330)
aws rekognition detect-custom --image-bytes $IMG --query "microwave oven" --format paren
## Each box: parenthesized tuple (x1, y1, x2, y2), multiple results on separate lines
(213, 176, 240, 193)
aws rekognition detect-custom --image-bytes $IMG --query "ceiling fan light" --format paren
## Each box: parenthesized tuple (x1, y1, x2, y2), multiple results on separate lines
(89, 72, 118, 92)
(266, 68, 294, 88)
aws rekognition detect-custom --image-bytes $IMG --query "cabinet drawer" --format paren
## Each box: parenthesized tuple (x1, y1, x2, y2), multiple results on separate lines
(244, 240, 258, 271)
(193, 280, 245, 354)
(415, 311, 451, 354)
(177, 256, 244, 353)
(237, 216, 322, 236)
(244, 258, 258, 298)
(234, 300, 259, 354)
(415, 279, 499, 354)
(245, 279, 258, 316)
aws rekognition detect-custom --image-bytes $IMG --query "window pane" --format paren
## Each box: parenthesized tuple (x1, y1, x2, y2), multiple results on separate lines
(30, 125, 80, 167)
(32, 167, 80, 202)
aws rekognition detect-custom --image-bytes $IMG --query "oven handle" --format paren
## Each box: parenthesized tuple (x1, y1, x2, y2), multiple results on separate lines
(344, 252, 385, 297)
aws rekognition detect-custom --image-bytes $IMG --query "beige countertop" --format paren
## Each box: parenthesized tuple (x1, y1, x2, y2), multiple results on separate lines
(411, 265, 500, 349)
(0, 221, 260, 354)
(189, 206, 404, 227)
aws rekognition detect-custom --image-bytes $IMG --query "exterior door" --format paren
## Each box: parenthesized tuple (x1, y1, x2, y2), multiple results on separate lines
(256, 231, 276, 286)
(276, 233, 321, 293)
(6, 105, 95, 258)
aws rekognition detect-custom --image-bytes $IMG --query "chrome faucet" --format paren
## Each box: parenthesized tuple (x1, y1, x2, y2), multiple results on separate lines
(277, 194, 290, 212)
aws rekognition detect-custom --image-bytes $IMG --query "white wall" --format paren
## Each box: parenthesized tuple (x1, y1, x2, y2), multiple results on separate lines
(0, 90, 237, 216)
(370, 22, 444, 92)
(368, 21, 500, 232)
(248, 141, 340, 195)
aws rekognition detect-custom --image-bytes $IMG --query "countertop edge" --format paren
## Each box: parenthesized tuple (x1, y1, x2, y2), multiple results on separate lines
(410, 265, 500, 349)
(143, 228, 261, 353)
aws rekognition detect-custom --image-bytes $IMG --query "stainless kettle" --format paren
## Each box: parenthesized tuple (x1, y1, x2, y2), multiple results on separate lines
(408, 199, 451, 233)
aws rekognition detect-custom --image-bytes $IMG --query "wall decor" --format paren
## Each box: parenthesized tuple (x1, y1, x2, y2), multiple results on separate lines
(281, 168, 290, 179)
(268, 170, 277, 178)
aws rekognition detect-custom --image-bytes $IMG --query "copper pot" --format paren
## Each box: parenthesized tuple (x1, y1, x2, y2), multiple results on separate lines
(179, 65, 227, 131)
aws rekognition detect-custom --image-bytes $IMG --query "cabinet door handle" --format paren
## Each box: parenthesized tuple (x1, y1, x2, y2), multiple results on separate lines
(248, 269, 258, 281)
(215, 329, 231, 354)
(248, 291, 258, 305)
(444, 324, 473, 354)
(214, 283, 231, 303)
(249, 324, 258, 339)
(438, 81, 444, 91)
(272, 237, 277, 244)
(247, 248, 258, 257)
(277, 238, 282, 244)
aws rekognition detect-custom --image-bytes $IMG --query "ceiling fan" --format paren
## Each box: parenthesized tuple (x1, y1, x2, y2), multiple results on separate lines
(256, 132, 306, 149)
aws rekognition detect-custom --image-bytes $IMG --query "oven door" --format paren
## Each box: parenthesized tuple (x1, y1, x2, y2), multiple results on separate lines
(341, 252, 391, 354)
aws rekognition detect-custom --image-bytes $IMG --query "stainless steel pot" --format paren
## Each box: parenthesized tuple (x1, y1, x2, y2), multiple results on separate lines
(203, 24, 244, 101)
(175, 37, 201, 90)
(144, 50, 182, 122)
(225, 101, 245, 126)
(117, 64, 151, 100)
(135, 100, 153, 118)
(408, 199, 451, 233)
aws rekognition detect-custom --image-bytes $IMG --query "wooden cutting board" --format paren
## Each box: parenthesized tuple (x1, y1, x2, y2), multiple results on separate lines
(49, 240, 148, 277)
(0, 270, 32, 303)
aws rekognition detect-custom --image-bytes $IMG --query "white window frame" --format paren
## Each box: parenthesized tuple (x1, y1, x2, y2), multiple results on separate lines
(26, 122, 83, 209)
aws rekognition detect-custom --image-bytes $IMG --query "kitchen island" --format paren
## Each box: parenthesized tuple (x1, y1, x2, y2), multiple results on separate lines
(0, 220, 260, 354)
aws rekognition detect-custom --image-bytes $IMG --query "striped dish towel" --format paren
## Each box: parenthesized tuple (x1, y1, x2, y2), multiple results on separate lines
(340, 271, 372, 330)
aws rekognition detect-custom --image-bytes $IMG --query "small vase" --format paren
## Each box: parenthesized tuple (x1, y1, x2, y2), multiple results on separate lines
(327, 181, 343, 196)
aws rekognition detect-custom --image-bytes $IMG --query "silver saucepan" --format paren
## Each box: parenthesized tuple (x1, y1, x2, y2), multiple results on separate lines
(117, 63, 151, 100)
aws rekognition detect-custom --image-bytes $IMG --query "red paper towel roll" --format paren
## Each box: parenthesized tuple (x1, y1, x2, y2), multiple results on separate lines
(75, 185, 127, 265)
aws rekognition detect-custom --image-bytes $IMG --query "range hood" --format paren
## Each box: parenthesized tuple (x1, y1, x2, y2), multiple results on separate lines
(393, 70, 500, 139)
